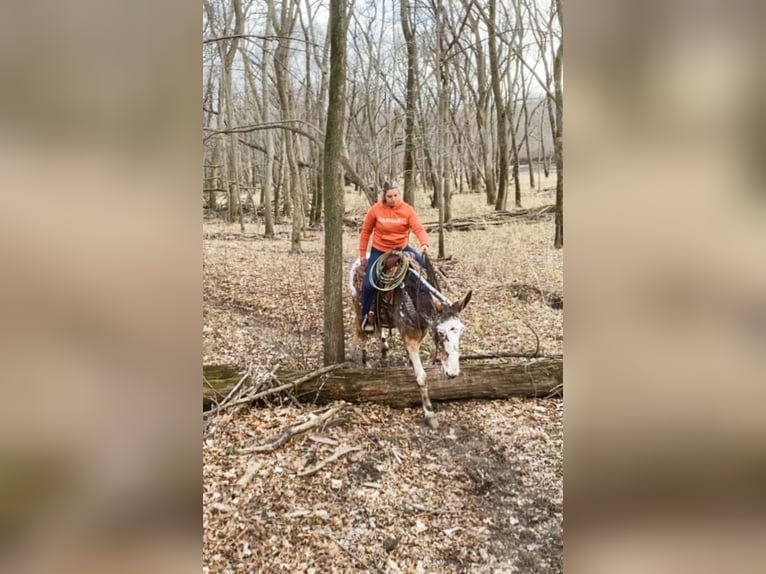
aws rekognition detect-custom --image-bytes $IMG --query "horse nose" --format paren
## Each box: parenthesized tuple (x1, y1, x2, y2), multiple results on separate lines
(443, 356, 460, 378)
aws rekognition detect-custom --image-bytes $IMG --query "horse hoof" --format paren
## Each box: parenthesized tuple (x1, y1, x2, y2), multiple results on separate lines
(425, 414, 439, 429)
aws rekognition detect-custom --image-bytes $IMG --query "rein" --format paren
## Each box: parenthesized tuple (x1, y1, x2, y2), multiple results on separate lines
(408, 267, 452, 305)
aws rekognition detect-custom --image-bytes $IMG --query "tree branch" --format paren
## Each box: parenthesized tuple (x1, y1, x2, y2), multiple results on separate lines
(239, 402, 348, 453)
(297, 445, 361, 477)
(204, 34, 319, 48)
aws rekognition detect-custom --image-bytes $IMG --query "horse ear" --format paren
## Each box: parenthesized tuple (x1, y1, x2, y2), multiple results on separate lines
(454, 290, 472, 312)
(432, 297, 444, 313)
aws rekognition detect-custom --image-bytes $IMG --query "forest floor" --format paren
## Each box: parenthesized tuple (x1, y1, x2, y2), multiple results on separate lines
(203, 185, 563, 573)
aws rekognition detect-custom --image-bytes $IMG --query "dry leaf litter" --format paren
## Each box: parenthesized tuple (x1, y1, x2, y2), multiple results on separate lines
(204, 190, 563, 573)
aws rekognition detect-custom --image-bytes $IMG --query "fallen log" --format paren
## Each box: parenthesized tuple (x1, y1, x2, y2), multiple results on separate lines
(203, 359, 562, 410)
(421, 205, 555, 232)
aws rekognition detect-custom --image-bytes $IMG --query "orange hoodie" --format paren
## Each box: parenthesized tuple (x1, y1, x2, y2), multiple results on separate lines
(358, 201, 429, 259)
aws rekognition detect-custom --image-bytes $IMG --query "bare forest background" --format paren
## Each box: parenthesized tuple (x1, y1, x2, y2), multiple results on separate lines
(203, 3, 563, 569)
(202, 0, 563, 248)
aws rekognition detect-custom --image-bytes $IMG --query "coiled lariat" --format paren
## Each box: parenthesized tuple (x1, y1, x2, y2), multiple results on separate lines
(370, 249, 410, 291)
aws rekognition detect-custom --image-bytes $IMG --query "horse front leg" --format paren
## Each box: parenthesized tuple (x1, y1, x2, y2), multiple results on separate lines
(404, 338, 438, 429)
(380, 329, 390, 363)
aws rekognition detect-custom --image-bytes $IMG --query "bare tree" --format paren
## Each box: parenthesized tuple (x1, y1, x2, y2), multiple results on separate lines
(271, 0, 304, 252)
(552, 0, 563, 247)
(211, 0, 246, 230)
(261, 12, 276, 237)
(519, 0, 562, 244)
(465, 10, 497, 205)
(485, 0, 510, 211)
(400, 0, 419, 205)
(322, 0, 348, 365)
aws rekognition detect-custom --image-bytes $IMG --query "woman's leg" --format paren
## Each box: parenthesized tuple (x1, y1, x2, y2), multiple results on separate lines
(361, 247, 384, 322)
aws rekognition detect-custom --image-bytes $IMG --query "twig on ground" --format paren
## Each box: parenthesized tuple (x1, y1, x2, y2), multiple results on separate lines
(321, 533, 383, 574)
(220, 371, 250, 405)
(461, 351, 563, 361)
(240, 402, 347, 453)
(402, 500, 456, 515)
(203, 376, 219, 397)
(309, 434, 339, 446)
(203, 371, 251, 419)
(544, 383, 564, 399)
(522, 320, 541, 357)
(297, 445, 361, 477)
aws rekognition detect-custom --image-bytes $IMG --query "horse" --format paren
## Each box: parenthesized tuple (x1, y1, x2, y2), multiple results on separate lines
(349, 250, 472, 428)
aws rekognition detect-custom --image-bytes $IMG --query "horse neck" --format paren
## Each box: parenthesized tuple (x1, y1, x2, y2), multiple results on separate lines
(396, 276, 435, 325)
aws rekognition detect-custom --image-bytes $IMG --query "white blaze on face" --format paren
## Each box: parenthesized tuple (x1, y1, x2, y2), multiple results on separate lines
(437, 317, 464, 377)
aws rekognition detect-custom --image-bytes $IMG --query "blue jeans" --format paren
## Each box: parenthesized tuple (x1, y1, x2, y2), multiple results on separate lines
(361, 245, 426, 322)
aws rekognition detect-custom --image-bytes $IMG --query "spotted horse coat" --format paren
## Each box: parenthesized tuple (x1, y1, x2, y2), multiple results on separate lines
(349, 251, 472, 428)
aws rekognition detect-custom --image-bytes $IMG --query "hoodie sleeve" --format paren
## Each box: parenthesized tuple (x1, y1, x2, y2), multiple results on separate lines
(359, 206, 376, 258)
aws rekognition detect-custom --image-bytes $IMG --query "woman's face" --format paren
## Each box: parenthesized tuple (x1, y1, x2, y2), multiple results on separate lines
(384, 188, 400, 207)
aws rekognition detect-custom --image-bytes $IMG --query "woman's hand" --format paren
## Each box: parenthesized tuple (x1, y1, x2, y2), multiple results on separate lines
(421, 245, 430, 257)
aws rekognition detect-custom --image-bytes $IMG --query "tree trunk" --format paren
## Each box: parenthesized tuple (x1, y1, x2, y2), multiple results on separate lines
(553, 0, 563, 249)
(203, 359, 562, 410)
(444, 162, 453, 224)
(522, 100, 535, 191)
(436, 0, 447, 257)
(509, 110, 522, 208)
(487, 0, 509, 212)
(207, 139, 220, 210)
(400, 0, 418, 206)
(261, 20, 276, 237)
(273, 0, 303, 251)
(322, 0, 348, 365)
(221, 0, 244, 230)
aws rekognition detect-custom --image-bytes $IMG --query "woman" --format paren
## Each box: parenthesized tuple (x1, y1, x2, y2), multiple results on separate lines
(358, 181, 430, 331)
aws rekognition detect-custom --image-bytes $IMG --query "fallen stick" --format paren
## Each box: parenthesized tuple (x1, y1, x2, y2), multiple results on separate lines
(204, 371, 251, 418)
(462, 352, 563, 360)
(239, 403, 347, 453)
(297, 445, 361, 477)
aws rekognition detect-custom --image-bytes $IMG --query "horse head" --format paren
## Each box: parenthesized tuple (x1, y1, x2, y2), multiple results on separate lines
(431, 291, 472, 378)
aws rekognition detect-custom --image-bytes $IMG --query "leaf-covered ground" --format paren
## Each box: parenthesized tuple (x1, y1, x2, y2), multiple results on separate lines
(203, 187, 563, 573)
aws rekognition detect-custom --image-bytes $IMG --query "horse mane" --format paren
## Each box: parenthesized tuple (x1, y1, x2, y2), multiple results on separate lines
(398, 268, 437, 331)
(423, 253, 441, 293)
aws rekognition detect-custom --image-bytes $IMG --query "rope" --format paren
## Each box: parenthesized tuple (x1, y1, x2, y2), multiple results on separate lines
(369, 250, 410, 291)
